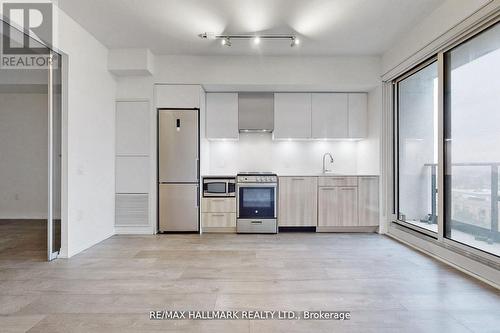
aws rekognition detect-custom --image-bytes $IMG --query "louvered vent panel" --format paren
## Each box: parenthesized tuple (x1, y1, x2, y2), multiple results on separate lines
(115, 194, 149, 226)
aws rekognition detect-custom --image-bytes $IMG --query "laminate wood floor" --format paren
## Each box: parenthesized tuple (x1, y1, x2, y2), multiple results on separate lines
(0, 227, 499, 332)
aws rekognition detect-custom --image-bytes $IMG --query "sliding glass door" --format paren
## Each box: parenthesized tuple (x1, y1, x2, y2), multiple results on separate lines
(444, 22, 500, 257)
(396, 61, 439, 234)
(395, 19, 500, 260)
(0, 18, 62, 261)
(48, 51, 62, 260)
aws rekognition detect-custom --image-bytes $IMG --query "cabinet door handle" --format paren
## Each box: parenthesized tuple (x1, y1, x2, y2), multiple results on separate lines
(291, 178, 305, 181)
(341, 188, 355, 190)
(251, 221, 263, 224)
(211, 214, 225, 217)
(321, 187, 335, 191)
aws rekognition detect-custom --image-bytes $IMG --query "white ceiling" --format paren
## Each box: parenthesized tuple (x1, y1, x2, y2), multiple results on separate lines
(57, 0, 444, 56)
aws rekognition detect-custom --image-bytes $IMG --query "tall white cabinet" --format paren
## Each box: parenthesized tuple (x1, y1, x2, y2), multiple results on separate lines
(115, 101, 150, 231)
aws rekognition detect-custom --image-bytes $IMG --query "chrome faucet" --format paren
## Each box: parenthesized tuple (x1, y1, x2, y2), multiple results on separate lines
(322, 153, 334, 173)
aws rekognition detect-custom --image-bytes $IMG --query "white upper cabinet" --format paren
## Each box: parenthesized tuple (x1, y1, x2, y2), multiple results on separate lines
(206, 93, 239, 140)
(155, 84, 201, 108)
(311, 93, 348, 139)
(348, 93, 368, 138)
(274, 93, 312, 139)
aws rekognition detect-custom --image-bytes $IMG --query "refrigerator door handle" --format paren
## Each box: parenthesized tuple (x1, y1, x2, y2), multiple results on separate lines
(196, 185, 200, 207)
(196, 159, 200, 179)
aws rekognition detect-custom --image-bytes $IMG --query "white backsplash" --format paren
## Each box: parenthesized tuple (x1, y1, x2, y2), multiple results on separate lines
(208, 133, 359, 175)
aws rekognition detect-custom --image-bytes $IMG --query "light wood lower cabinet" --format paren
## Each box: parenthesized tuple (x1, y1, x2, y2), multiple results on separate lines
(201, 198, 236, 213)
(318, 176, 357, 187)
(318, 186, 358, 227)
(202, 213, 236, 228)
(337, 187, 358, 226)
(318, 187, 338, 227)
(201, 197, 236, 232)
(278, 177, 318, 226)
(358, 177, 379, 226)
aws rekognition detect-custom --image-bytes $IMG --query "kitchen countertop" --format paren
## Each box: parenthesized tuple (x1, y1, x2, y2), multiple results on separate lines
(202, 175, 236, 178)
(278, 173, 379, 177)
(202, 174, 379, 177)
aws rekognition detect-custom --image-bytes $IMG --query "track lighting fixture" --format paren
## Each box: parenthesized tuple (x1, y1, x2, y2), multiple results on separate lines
(199, 33, 299, 48)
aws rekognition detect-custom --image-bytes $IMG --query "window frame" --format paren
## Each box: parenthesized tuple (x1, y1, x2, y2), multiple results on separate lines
(392, 16, 500, 265)
(393, 57, 439, 239)
(442, 21, 500, 260)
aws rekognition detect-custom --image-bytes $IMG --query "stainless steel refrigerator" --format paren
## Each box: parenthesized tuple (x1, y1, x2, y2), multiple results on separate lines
(158, 109, 199, 232)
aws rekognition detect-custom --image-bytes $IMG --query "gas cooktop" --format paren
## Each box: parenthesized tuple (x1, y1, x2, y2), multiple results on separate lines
(237, 172, 278, 183)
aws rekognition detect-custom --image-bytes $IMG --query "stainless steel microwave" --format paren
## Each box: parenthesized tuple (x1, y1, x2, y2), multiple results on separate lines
(203, 177, 236, 197)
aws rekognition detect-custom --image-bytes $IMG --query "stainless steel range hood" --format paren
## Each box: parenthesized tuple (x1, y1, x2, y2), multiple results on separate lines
(238, 92, 274, 132)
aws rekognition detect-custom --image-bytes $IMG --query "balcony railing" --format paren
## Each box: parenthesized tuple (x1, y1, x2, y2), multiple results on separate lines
(423, 162, 499, 242)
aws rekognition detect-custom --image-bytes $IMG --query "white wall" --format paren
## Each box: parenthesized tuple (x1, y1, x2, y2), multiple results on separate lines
(0, 93, 48, 219)
(208, 134, 359, 176)
(382, 0, 491, 75)
(154, 55, 381, 92)
(53, 7, 117, 257)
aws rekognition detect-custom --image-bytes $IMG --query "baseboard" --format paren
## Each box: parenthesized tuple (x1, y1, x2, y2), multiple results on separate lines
(67, 231, 115, 258)
(279, 226, 316, 232)
(114, 225, 154, 234)
(387, 227, 500, 290)
(316, 226, 379, 233)
(202, 227, 236, 233)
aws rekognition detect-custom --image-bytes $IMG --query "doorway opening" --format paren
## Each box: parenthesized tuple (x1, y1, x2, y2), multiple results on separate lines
(0, 19, 63, 261)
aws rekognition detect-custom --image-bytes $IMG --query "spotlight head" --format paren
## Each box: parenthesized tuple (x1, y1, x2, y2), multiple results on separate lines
(221, 37, 231, 47)
(291, 37, 300, 47)
(254, 36, 261, 45)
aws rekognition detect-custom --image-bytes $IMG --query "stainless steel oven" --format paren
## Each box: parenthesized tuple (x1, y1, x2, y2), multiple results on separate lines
(203, 177, 235, 197)
(236, 173, 278, 233)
